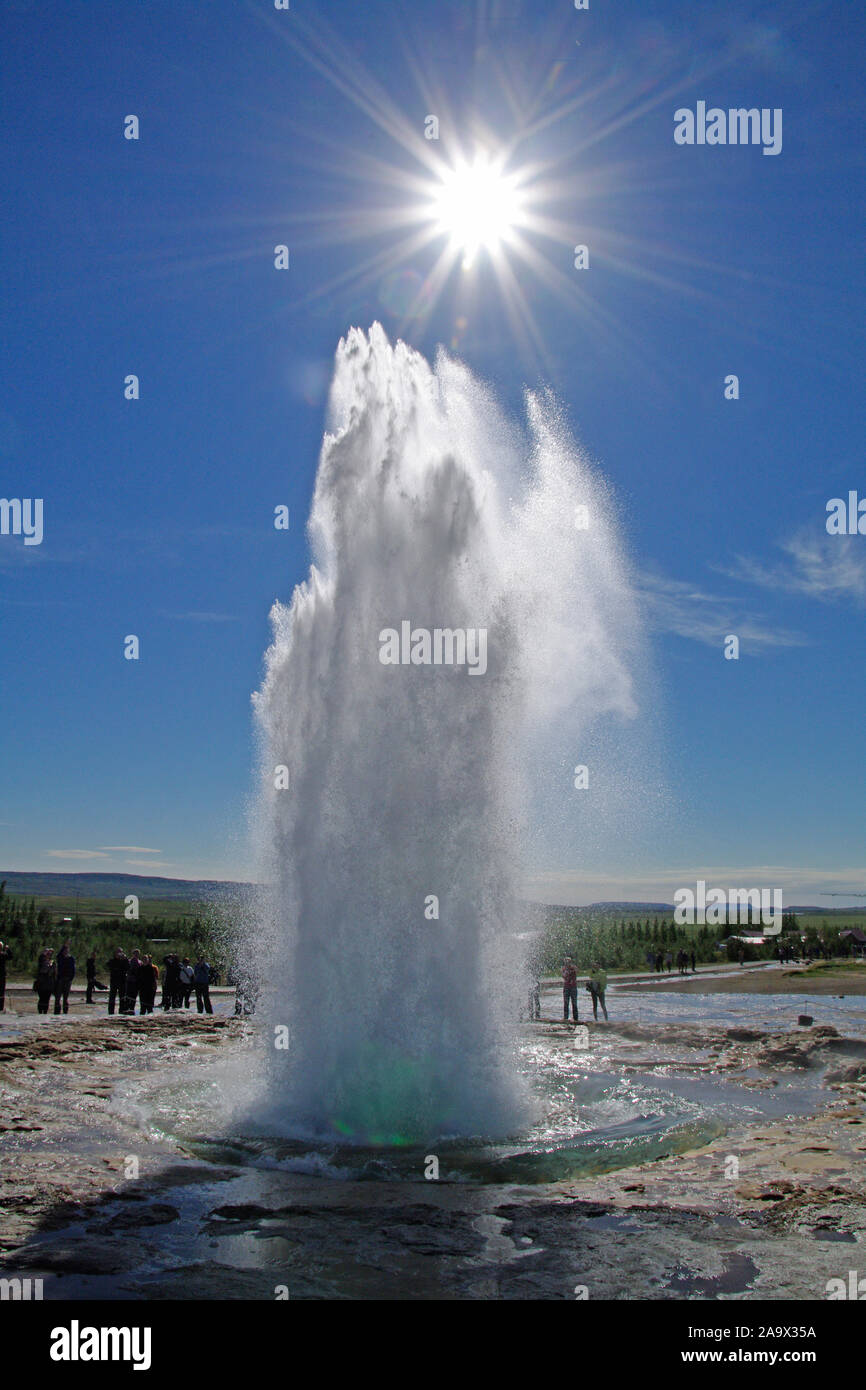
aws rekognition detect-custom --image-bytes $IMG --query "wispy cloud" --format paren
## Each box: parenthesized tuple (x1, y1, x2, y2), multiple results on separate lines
(638, 572, 806, 651)
(99, 846, 162, 853)
(718, 532, 866, 606)
(46, 849, 111, 860)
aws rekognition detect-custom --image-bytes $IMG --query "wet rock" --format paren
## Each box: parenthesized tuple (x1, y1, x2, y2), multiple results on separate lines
(825, 1063, 866, 1084)
(87, 1203, 180, 1232)
(734, 1182, 795, 1201)
(210, 1203, 272, 1221)
(10, 1242, 132, 1275)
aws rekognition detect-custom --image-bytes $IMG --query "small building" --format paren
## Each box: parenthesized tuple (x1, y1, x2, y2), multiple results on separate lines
(840, 929, 866, 958)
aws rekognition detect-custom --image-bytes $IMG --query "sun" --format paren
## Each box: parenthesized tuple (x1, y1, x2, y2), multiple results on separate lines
(429, 153, 524, 268)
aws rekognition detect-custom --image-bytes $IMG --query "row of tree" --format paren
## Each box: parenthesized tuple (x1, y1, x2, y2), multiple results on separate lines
(531, 910, 862, 974)
(0, 882, 221, 976)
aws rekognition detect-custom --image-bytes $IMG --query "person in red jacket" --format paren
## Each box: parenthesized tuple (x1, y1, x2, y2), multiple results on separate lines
(562, 956, 579, 1022)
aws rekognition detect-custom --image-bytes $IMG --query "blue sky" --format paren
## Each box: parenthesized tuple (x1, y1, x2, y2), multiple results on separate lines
(1, 0, 863, 904)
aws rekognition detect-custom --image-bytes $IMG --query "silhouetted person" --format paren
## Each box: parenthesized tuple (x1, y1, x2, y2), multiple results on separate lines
(162, 954, 181, 1010)
(84, 951, 105, 1003)
(194, 957, 213, 1015)
(0, 941, 11, 1012)
(35, 949, 56, 1014)
(139, 955, 158, 1014)
(54, 942, 75, 1014)
(122, 950, 142, 1014)
(562, 957, 578, 1022)
(106, 948, 128, 1015)
(690, 950, 696, 973)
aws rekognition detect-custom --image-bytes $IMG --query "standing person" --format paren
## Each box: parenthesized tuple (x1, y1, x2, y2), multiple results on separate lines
(194, 957, 213, 1015)
(85, 951, 98, 1004)
(588, 964, 609, 1021)
(161, 954, 181, 1010)
(54, 942, 76, 1014)
(122, 950, 142, 1015)
(178, 957, 194, 1009)
(655, 951, 664, 973)
(0, 941, 11, 1012)
(665, 951, 673, 973)
(138, 956, 158, 1015)
(531, 978, 541, 1021)
(34, 949, 56, 1014)
(106, 948, 128, 1016)
(690, 950, 696, 973)
(561, 957, 578, 1022)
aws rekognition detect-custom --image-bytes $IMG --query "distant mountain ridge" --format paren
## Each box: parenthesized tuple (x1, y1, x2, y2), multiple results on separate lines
(0, 871, 249, 901)
(587, 901, 675, 912)
(2, 874, 862, 915)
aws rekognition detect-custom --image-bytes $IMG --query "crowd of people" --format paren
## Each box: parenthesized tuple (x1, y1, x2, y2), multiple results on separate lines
(646, 948, 697, 974)
(29, 943, 215, 1016)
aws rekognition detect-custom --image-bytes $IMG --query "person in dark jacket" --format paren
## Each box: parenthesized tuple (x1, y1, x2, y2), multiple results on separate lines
(85, 951, 105, 1004)
(562, 957, 579, 1022)
(54, 942, 75, 1014)
(161, 954, 181, 1010)
(34, 948, 56, 1014)
(106, 948, 128, 1015)
(0, 941, 11, 1012)
(122, 950, 142, 1015)
(193, 958, 213, 1015)
(138, 955, 158, 1014)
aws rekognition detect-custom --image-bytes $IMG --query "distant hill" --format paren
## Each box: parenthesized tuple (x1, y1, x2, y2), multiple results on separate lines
(4, 874, 862, 917)
(587, 902, 674, 912)
(540, 900, 866, 917)
(0, 871, 248, 902)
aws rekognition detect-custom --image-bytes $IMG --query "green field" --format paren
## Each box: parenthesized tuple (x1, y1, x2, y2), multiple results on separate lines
(16, 894, 208, 923)
(0, 880, 234, 979)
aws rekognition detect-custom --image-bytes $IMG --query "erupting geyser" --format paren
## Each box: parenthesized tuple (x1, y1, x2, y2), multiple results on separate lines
(246, 324, 642, 1145)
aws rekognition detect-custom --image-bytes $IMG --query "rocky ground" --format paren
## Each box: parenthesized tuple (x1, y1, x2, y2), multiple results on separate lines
(1, 1011, 865, 1299)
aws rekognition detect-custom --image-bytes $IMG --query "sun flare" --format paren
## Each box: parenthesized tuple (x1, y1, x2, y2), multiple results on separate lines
(430, 154, 524, 268)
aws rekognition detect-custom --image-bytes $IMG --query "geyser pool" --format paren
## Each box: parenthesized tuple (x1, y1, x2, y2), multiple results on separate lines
(242, 323, 644, 1145)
